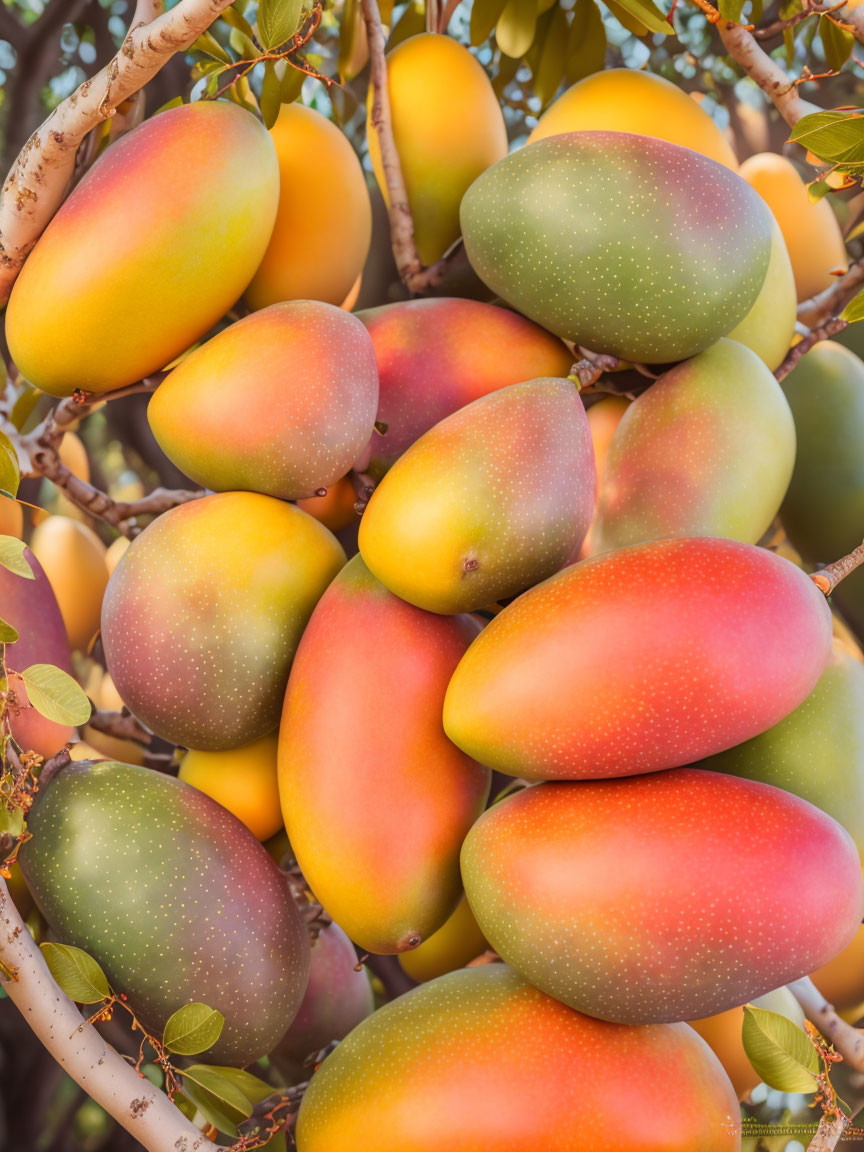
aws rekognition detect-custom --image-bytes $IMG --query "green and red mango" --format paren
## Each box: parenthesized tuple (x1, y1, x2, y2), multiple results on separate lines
(461, 771, 864, 1023)
(148, 301, 379, 500)
(20, 761, 310, 1065)
(296, 966, 741, 1151)
(279, 556, 490, 954)
(444, 537, 832, 779)
(6, 101, 279, 397)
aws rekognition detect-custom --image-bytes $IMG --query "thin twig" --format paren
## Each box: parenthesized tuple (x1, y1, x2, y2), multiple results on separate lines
(799, 259, 864, 327)
(774, 317, 849, 381)
(790, 976, 864, 1071)
(810, 539, 864, 594)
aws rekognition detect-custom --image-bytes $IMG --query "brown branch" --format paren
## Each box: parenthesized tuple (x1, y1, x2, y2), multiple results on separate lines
(799, 259, 864, 327)
(791, 976, 864, 1072)
(87, 709, 154, 747)
(0, 0, 237, 304)
(774, 317, 849, 381)
(807, 1109, 850, 1151)
(810, 538, 864, 594)
(0, 878, 218, 1152)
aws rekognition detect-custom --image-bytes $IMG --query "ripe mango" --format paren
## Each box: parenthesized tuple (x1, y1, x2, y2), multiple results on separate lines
(444, 537, 832, 779)
(461, 131, 772, 363)
(179, 733, 282, 842)
(148, 302, 379, 500)
(726, 218, 797, 371)
(698, 639, 864, 856)
(1, 547, 74, 757)
(102, 492, 345, 750)
(296, 476, 359, 533)
(398, 894, 488, 983)
(779, 341, 864, 638)
(589, 339, 795, 554)
(82, 668, 146, 766)
(295, 966, 741, 1151)
(367, 34, 507, 265)
(273, 921, 373, 1083)
(358, 379, 595, 613)
(245, 105, 372, 310)
(811, 924, 864, 1013)
(0, 497, 23, 538)
(689, 987, 806, 1099)
(30, 516, 109, 653)
(6, 102, 279, 397)
(461, 771, 864, 1023)
(357, 298, 572, 476)
(529, 68, 738, 168)
(279, 556, 490, 954)
(740, 152, 846, 302)
(585, 395, 629, 495)
(20, 760, 309, 1065)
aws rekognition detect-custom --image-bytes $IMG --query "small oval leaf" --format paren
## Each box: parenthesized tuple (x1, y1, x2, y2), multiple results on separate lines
(0, 617, 19, 643)
(567, 0, 607, 83)
(179, 1065, 254, 1136)
(0, 432, 20, 499)
(496, 0, 539, 57)
(0, 536, 31, 580)
(471, 0, 510, 43)
(820, 14, 855, 72)
(18, 664, 92, 726)
(40, 942, 111, 1004)
(258, 0, 303, 48)
(741, 1004, 820, 1094)
(163, 1002, 226, 1055)
(842, 288, 864, 324)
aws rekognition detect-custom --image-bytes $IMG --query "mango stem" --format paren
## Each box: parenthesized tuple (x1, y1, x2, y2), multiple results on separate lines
(811, 539, 864, 596)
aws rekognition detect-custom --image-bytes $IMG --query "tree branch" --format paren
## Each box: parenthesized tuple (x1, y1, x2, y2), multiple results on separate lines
(0, 0, 236, 304)
(791, 976, 864, 1072)
(88, 709, 154, 747)
(774, 317, 849, 381)
(798, 259, 864, 327)
(0, 878, 218, 1152)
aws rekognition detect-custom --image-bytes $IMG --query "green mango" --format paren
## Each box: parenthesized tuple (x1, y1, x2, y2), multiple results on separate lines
(726, 218, 797, 372)
(19, 761, 310, 1065)
(779, 341, 864, 637)
(698, 639, 864, 857)
(460, 130, 772, 364)
(589, 338, 795, 554)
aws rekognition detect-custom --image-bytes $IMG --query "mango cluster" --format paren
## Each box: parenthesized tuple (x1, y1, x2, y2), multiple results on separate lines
(8, 46, 864, 1152)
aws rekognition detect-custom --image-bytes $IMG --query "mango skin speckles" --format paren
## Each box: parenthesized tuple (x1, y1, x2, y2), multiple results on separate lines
(295, 965, 742, 1152)
(101, 491, 346, 751)
(19, 760, 310, 1066)
(460, 772, 864, 1024)
(460, 130, 772, 364)
(443, 537, 833, 780)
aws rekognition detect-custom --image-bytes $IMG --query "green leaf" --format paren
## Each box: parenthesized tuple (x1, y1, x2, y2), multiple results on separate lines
(0, 432, 20, 500)
(280, 63, 304, 103)
(841, 288, 864, 323)
(178, 1065, 254, 1136)
(388, 0, 426, 47)
(229, 25, 260, 58)
(0, 806, 24, 841)
(533, 5, 568, 106)
(40, 943, 111, 1004)
(258, 0, 303, 48)
(0, 617, 18, 644)
(496, 0, 539, 57)
(820, 15, 855, 71)
(790, 110, 864, 170)
(9, 381, 40, 433)
(259, 60, 282, 128)
(604, 0, 672, 35)
(190, 30, 232, 62)
(0, 536, 33, 580)
(718, 0, 744, 20)
(18, 665, 92, 726)
(566, 0, 606, 83)
(470, 0, 510, 45)
(221, 3, 257, 37)
(338, 0, 368, 79)
(195, 1065, 275, 1105)
(741, 1005, 820, 1093)
(163, 1003, 225, 1056)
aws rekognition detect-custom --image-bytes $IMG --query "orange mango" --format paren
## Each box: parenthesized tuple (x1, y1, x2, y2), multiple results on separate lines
(398, 895, 488, 983)
(179, 733, 283, 842)
(6, 102, 279, 396)
(296, 476, 359, 533)
(280, 556, 490, 954)
(30, 516, 109, 653)
(367, 34, 507, 265)
(246, 105, 371, 310)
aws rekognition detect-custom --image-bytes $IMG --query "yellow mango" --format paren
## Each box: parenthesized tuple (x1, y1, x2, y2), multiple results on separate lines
(179, 734, 283, 842)
(30, 516, 108, 652)
(398, 895, 488, 983)
(367, 34, 507, 265)
(727, 217, 796, 371)
(246, 105, 371, 310)
(529, 69, 738, 169)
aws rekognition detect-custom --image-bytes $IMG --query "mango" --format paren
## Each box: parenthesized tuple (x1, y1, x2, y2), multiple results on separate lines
(811, 924, 864, 1013)
(19, 760, 309, 1065)
(296, 476, 359, 533)
(398, 895, 488, 983)
(104, 536, 129, 576)
(779, 341, 864, 638)
(81, 669, 146, 766)
(102, 492, 345, 750)
(585, 395, 629, 495)
(461, 771, 864, 1023)
(179, 733, 282, 842)
(6, 102, 279, 397)
(0, 496, 23, 538)
(461, 131, 772, 363)
(0, 547, 74, 757)
(740, 152, 847, 302)
(689, 987, 806, 1098)
(358, 379, 595, 614)
(245, 105, 372, 310)
(726, 218, 797, 371)
(588, 339, 795, 555)
(279, 556, 490, 954)
(357, 298, 571, 476)
(367, 33, 508, 265)
(443, 537, 832, 779)
(295, 966, 741, 1151)
(698, 639, 864, 856)
(30, 516, 108, 653)
(529, 68, 738, 168)
(148, 302, 379, 500)
(273, 920, 373, 1083)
